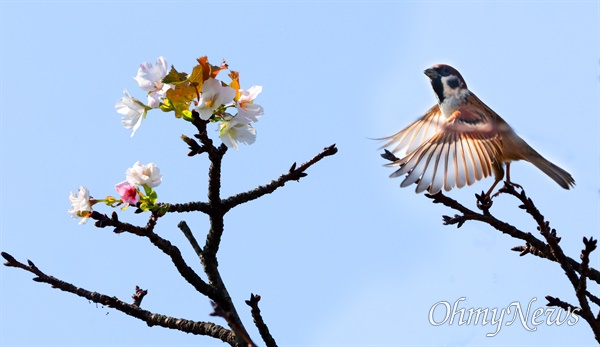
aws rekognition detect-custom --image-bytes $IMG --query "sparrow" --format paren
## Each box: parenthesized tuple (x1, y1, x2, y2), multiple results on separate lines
(380, 64, 575, 198)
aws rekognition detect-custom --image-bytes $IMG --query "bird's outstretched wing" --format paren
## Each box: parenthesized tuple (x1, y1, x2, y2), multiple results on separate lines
(378, 105, 445, 158)
(388, 106, 503, 194)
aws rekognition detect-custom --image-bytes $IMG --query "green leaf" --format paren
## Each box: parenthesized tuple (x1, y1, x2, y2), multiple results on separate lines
(141, 185, 157, 204)
(103, 196, 119, 207)
(181, 110, 193, 122)
(142, 185, 154, 196)
(160, 98, 175, 112)
(162, 66, 188, 84)
(139, 202, 151, 212)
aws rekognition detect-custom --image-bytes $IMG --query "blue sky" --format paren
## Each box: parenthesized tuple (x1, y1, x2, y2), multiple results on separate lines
(1, 1, 599, 346)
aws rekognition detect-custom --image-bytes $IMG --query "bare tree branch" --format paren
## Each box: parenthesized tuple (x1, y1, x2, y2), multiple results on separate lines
(191, 112, 255, 346)
(425, 183, 600, 343)
(1, 252, 237, 345)
(90, 211, 218, 300)
(211, 300, 257, 347)
(168, 201, 211, 214)
(425, 189, 600, 284)
(3, 107, 338, 346)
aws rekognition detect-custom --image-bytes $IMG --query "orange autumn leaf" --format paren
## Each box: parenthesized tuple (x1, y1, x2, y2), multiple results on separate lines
(165, 82, 197, 118)
(188, 63, 204, 91)
(229, 70, 241, 101)
(197, 56, 228, 81)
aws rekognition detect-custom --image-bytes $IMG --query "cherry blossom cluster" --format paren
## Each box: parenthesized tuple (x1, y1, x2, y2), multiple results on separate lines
(68, 162, 163, 224)
(115, 56, 264, 150)
(70, 55, 263, 224)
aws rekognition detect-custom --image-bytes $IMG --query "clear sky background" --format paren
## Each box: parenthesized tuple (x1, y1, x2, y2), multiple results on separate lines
(1, 1, 599, 346)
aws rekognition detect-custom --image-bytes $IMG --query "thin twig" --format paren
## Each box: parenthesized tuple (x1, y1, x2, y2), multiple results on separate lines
(222, 144, 338, 212)
(246, 293, 278, 347)
(178, 221, 203, 259)
(545, 295, 581, 314)
(168, 201, 211, 214)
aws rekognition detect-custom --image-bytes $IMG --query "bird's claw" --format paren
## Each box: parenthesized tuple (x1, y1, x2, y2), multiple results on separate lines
(497, 181, 523, 196)
(508, 181, 523, 190)
(476, 191, 493, 210)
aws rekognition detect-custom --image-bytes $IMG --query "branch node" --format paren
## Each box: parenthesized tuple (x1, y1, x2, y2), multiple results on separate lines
(245, 293, 261, 306)
(511, 245, 531, 256)
(475, 191, 493, 212)
(131, 285, 148, 307)
(91, 211, 111, 228)
(289, 162, 297, 172)
(545, 295, 580, 315)
(324, 143, 338, 156)
(583, 236, 597, 255)
(181, 134, 204, 157)
(210, 300, 227, 318)
(442, 214, 465, 228)
(1, 251, 17, 265)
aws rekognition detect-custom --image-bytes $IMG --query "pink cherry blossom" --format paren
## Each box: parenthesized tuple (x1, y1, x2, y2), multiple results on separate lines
(115, 181, 140, 205)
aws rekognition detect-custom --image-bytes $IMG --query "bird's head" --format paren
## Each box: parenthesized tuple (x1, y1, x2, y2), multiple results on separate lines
(424, 64, 469, 108)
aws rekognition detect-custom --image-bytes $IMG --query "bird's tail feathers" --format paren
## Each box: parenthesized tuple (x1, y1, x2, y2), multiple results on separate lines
(527, 152, 575, 190)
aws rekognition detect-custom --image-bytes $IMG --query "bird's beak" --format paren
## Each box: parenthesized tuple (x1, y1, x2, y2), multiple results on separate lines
(424, 68, 438, 79)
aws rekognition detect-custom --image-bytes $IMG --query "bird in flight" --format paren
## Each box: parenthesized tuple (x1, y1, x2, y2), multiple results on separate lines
(380, 64, 574, 198)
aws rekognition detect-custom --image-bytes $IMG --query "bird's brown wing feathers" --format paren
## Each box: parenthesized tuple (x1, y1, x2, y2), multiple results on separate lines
(378, 105, 445, 158)
(388, 106, 503, 194)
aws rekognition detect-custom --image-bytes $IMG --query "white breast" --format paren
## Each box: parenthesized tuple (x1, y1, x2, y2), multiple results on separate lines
(440, 88, 470, 117)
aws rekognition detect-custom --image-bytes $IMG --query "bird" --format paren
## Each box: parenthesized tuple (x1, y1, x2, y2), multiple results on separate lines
(380, 64, 574, 198)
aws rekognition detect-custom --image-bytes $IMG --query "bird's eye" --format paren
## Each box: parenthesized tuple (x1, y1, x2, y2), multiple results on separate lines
(439, 66, 451, 77)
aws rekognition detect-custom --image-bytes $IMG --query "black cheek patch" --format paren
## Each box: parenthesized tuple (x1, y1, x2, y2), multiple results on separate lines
(431, 78, 445, 103)
(447, 77, 460, 89)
